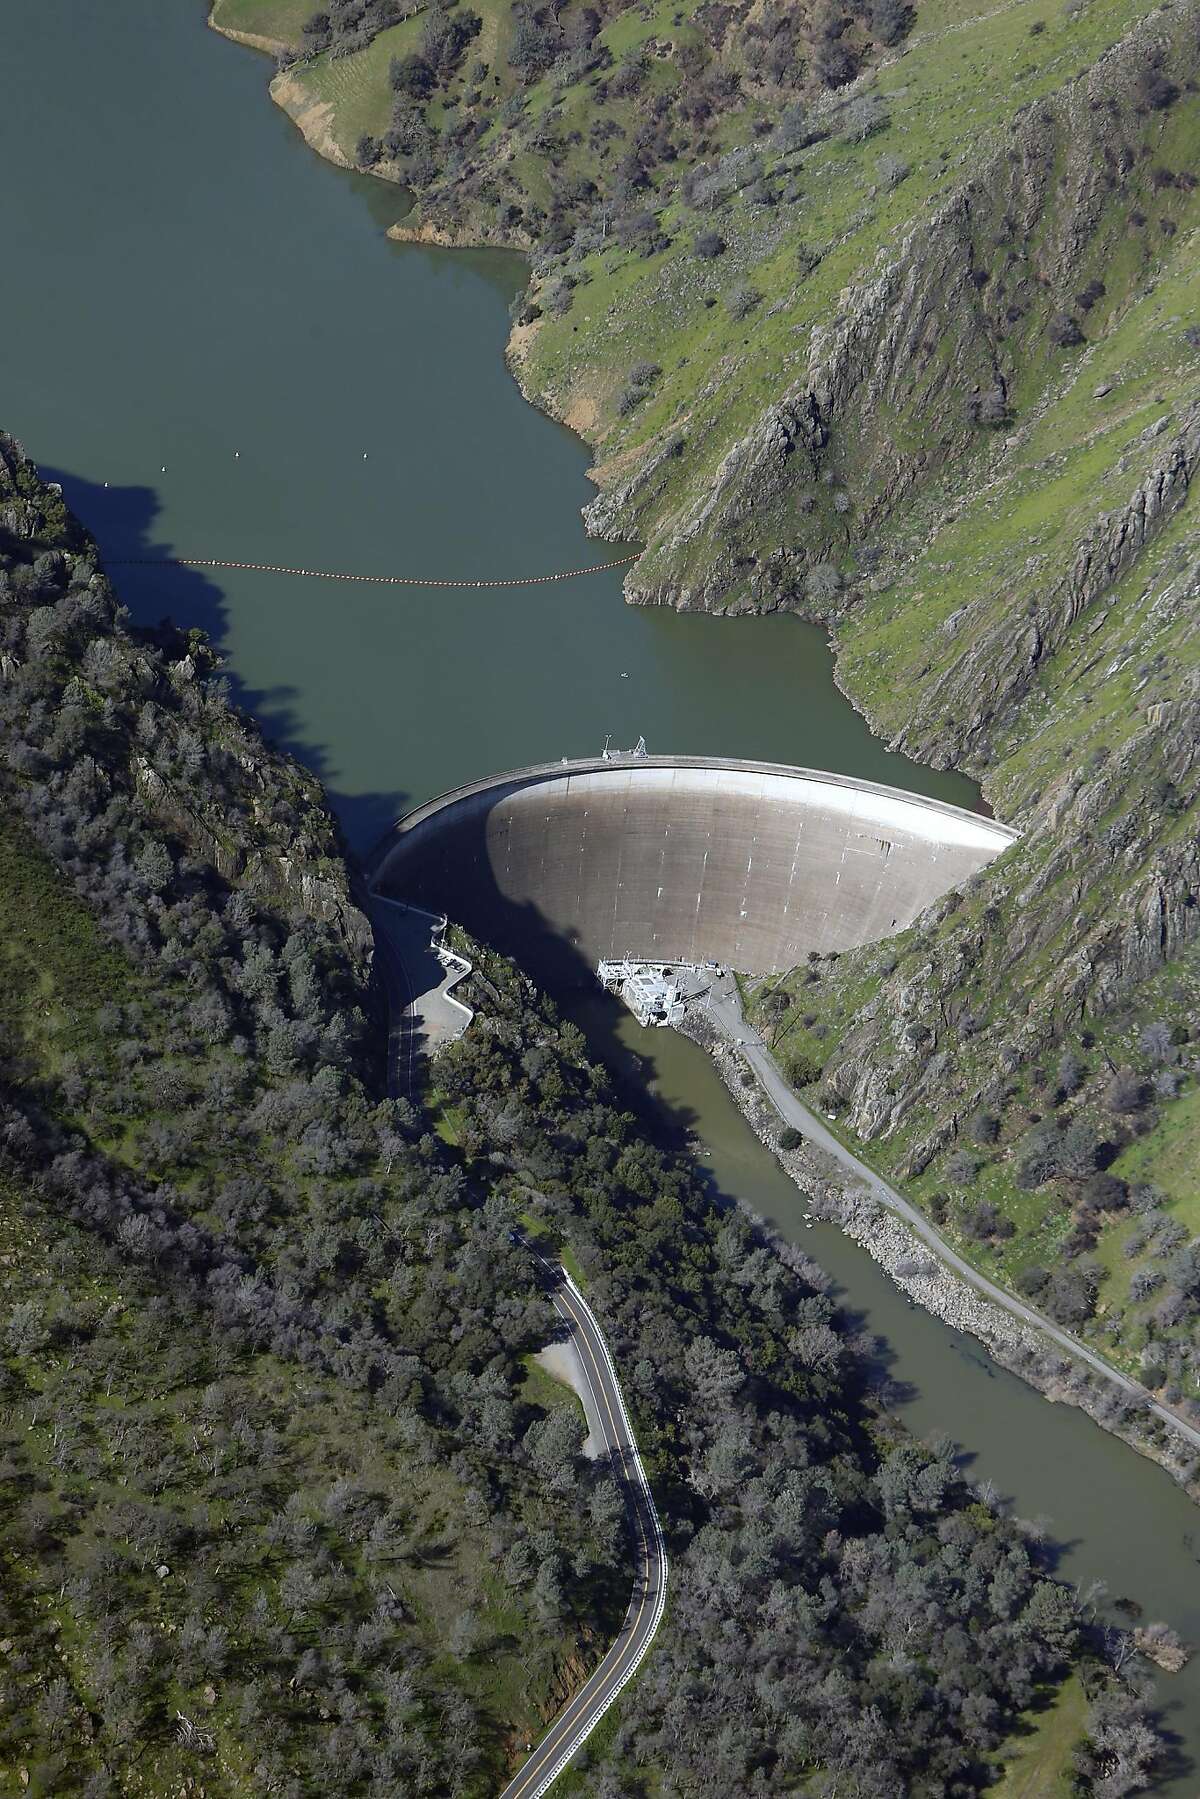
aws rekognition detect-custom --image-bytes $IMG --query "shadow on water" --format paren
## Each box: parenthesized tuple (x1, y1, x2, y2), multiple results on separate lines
(49, 464, 410, 847)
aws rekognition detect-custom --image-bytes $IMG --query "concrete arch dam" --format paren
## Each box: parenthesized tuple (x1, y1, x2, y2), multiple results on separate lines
(370, 757, 1017, 981)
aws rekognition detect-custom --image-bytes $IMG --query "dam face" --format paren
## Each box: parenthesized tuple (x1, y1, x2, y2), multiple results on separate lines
(371, 757, 1016, 980)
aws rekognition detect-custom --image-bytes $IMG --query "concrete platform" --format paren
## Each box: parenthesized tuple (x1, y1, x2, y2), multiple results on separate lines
(370, 899, 472, 1091)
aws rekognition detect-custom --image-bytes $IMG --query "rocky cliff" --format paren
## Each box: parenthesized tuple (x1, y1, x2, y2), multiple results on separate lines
(574, 11, 1199, 619)
(211, 0, 1199, 1391)
(513, 0, 1200, 1392)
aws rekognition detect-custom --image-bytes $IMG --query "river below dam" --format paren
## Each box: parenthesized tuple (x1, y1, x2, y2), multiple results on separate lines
(2, 0, 1199, 1785)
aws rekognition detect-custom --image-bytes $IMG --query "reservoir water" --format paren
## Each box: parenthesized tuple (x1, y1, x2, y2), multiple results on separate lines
(1, 0, 976, 852)
(1, 1, 1197, 1785)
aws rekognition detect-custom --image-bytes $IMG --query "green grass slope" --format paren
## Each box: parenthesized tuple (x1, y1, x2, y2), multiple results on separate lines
(216, 0, 1199, 1407)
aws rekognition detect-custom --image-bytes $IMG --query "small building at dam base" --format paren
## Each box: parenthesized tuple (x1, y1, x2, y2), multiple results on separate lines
(369, 756, 1016, 983)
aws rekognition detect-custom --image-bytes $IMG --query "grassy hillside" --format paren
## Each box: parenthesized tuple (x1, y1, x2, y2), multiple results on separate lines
(217, 0, 915, 241)
(220, 0, 1200, 1406)
(5, 434, 1140, 1793)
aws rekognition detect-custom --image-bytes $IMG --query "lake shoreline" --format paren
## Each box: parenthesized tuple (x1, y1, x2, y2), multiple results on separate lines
(198, 0, 1198, 1493)
(206, 3, 973, 821)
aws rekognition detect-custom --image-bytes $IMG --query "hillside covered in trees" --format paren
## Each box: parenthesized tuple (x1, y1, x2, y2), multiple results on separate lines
(0, 438, 1163, 1792)
(211, 0, 1200, 1408)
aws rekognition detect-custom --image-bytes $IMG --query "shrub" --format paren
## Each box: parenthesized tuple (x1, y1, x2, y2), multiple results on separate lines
(945, 1149, 978, 1186)
(840, 96, 889, 143)
(509, 15, 558, 79)
(1045, 1262, 1101, 1326)
(877, 152, 910, 188)
(1105, 1067, 1147, 1115)
(390, 52, 435, 98)
(1080, 1171, 1129, 1212)
(1136, 70, 1180, 110)
(1130, 1266, 1163, 1303)
(1015, 1123, 1061, 1189)
(963, 1200, 1012, 1240)
(1048, 313, 1085, 348)
(693, 230, 727, 260)
(803, 563, 844, 604)
(1058, 1119, 1101, 1179)
(783, 1049, 823, 1089)
(778, 1126, 803, 1151)
(771, 104, 809, 152)
(1056, 1050, 1084, 1097)
(1138, 1020, 1174, 1063)
(872, 0, 909, 46)
(727, 285, 761, 321)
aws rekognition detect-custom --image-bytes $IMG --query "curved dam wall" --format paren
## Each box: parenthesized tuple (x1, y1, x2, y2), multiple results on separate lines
(370, 757, 1017, 979)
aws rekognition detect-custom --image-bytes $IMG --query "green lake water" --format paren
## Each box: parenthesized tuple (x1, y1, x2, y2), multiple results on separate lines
(1, 0, 1197, 1784)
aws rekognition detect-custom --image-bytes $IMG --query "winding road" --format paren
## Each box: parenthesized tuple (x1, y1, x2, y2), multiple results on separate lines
(707, 976, 1200, 1457)
(369, 905, 668, 1796)
(499, 1249, 668, 1799)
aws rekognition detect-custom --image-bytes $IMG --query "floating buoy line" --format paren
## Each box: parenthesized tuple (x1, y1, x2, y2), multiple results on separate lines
(108, 553, 639, 589)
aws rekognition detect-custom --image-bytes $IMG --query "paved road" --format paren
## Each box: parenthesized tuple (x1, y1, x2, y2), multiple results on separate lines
(707, 978, 1200, 1456)
(499, 1248, 668, 1799)
(367, 906, 668, 1795)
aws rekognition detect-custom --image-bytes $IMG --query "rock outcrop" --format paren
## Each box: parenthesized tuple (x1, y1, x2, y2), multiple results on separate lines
(604, 12, 1195, 618)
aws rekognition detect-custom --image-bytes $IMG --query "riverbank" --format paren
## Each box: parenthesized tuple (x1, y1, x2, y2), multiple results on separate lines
(202, 0, 990, 768)
(204, 0, 1200, 1495)
(205, 13, 288, 55)
(679, 1003, 1200, 1497)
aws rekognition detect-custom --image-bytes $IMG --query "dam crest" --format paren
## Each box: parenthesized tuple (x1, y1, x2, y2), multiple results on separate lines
(370, 756, 1016, 978)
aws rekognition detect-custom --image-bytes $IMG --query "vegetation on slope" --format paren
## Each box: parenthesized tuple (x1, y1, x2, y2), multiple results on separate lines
(430, 937, 1156, 1798)
(214, 0, 912, 240)
(0, 435, 617, 1791)
(218, 0, 1200, 1408)
(1, 440, 1156, 1793)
